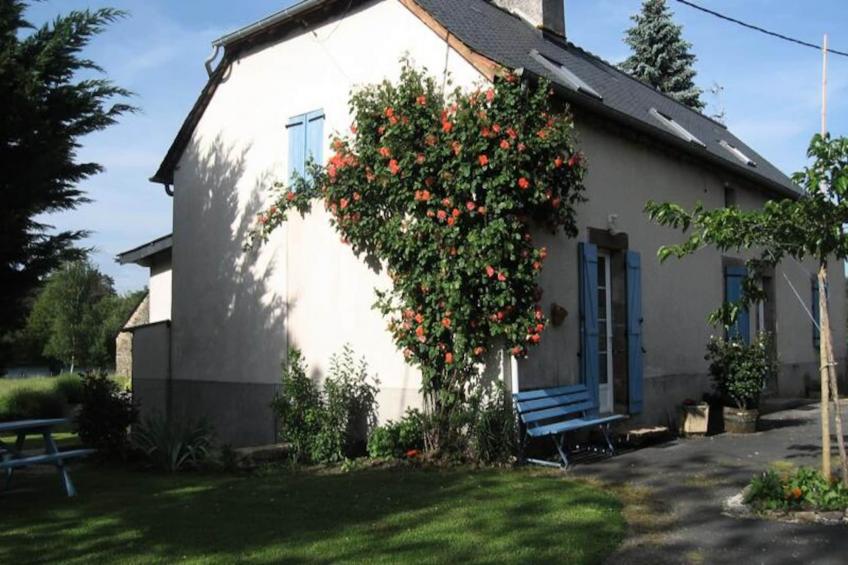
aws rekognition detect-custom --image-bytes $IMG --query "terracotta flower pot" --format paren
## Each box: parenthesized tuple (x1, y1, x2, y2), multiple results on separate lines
(723, 406, 759, 434)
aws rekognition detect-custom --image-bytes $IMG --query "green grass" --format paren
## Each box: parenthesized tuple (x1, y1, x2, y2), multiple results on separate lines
(0, 465, 625, 564)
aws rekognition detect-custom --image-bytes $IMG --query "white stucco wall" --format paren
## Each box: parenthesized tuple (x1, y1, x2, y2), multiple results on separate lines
(171, 0, 486, 424)
(168, 0, 846, 438)
(148, 254, 172, 323)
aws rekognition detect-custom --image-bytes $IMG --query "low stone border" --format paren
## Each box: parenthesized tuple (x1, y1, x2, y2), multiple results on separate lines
(723, 489, 848, 526)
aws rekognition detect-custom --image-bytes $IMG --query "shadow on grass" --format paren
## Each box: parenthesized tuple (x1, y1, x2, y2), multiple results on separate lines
(0, 464, 624, 564)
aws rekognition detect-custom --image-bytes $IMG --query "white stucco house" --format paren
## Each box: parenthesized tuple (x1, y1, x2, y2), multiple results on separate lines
(123, 0, 846, 447)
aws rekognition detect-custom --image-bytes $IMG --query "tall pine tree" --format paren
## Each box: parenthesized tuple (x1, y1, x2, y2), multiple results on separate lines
(0, 1, 132, 367)
(620, 0, 705, 111)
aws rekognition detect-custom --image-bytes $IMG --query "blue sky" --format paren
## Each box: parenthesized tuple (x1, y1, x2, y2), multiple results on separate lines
(27, 0, 848, 292)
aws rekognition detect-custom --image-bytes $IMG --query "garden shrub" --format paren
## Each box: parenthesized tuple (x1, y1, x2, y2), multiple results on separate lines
(76, 371, 138, 456)
(467, 382, 516, 464)
(706, 332, 776, 409)
(272, 346, 378, 464)
(55, 373, 84, 404)
(133, 413, 215, 472)
(1, 387, 65, 420)
(367, 408, 426, 459)
(746, 466, 848, 512)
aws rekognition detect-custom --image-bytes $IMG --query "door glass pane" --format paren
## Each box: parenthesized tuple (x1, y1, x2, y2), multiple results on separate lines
(597, 255, 606, 281)
(598, 322, 607, 351)
(598, 290, 606, 320)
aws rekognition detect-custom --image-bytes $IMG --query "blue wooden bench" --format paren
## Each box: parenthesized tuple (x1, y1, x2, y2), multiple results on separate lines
(0, 419, 95, 497)
(514, 384, 626, 468)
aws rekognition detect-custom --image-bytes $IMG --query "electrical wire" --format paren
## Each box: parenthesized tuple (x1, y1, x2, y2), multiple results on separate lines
(674, 0, 848, 58)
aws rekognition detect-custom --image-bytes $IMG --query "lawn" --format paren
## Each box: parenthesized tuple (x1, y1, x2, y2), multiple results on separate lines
(0, 464, 625, 564)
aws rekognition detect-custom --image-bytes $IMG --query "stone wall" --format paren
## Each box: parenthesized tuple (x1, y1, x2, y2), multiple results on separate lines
(115, 294, 150, 378)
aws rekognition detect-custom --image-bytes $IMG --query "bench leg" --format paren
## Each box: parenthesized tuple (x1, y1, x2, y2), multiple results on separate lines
(552, 433, 570, 468)
(43, 432, 77, 497)
(601, 424, 615, 455)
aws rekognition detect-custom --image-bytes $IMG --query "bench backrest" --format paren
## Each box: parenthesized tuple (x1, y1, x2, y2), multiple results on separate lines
(513, 384, 595, 426)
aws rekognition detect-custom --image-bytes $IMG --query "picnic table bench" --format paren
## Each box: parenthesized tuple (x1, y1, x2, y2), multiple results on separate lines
(514, 384, 626, 468)
(0, 418, 94, 497)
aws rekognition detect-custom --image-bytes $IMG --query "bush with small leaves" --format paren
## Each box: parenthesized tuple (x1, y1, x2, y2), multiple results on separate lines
(75, 371, 138, 457)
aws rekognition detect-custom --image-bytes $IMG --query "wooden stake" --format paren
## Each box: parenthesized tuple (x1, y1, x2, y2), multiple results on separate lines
(818, 34, 831, 480)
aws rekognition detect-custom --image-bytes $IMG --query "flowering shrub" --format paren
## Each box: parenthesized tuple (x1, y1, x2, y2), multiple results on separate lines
(746, 466, 848, 512)
(706, 332, 776, 410)
(254, 61, 585, 450)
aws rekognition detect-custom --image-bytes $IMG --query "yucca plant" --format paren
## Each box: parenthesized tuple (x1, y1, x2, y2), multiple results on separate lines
(132, 414, 214, 472)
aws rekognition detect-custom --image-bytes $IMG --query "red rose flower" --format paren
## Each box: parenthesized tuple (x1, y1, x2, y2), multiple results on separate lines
(442, 120, 453, 133)
(406, 449, 420, 458)
(466, 201, 476, 211)
(478, 154, 489, 166)
(474, 346, 485, 356)
(385, 107, 394, 118)
(481, 127, 491, 138)
(340, 197, 349, 210)
(497, 272, 507, 282)
(286, 191, 295, 202)
(447, 217, 456, 226)
(500, 139, 510, 150)
(445, 352, 454, 364)
(485, 265, 495, 278)
(379, 146, 391, 158)
(415, 313, 424, 324)
(416, 95, 427, 105)
(568, 153, 582, 168)
(554, 156, 564, 168)
(486, 88, 495, 102)
(416, 153, 426, 164)
(442, 317, 451, 328)
(492, 123, 501, 134)
(452, 208, 460, 218)
(517, 177, 530, 190)
(452, 141, 462, 155)
(437, 209, 447, 221)
(388, 159, 400, 175)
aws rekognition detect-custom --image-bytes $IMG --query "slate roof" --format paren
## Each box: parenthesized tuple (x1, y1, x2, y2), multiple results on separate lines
(152, 0, 797, 196)
(415, 0, 797, 195)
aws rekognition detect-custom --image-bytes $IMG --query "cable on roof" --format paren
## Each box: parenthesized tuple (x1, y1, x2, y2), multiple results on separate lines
(674, 0, 848, 58)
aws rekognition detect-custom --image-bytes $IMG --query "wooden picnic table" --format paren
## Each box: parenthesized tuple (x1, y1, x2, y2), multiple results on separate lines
(0, 418, 94, 497)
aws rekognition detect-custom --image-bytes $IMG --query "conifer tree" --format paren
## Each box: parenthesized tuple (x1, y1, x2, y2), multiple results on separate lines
(620, 0, 705, 111)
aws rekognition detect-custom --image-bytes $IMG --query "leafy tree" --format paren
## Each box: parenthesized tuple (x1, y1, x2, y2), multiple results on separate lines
(620, 0, 705, 111)
(0, 1, 132, 362)
(27, 260, 115, 372)
(645, 133, 848, 484)
(89, 289, 146, 368)
(252, 62, 586, 452)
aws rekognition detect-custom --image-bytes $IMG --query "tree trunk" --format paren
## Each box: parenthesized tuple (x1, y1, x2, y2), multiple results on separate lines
(819, 266, 848, 484)
(818, 267, 831, 479)
(69, 355, 75, 375)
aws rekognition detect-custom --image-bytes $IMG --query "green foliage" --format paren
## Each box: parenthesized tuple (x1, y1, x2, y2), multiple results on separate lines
(620, 0, 704, 110)
(76, 371, 138, 456)
(272, 346, 379, 464)
(466, 382, 517, 464)
(54, 373, 84, 404)
(254, 61, 585, 451)
(0, 1, 133, 352)
(0, 387, 66, 421)
(133, 414, 215, 472)
(26, 260, 114, 371)
(746, 466, 848, 512)
(367, 409, 426, 459)
(706, 333, 776, 410)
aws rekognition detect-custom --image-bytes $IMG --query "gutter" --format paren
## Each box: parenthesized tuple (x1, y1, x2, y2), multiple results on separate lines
(211, 0, 329, 49)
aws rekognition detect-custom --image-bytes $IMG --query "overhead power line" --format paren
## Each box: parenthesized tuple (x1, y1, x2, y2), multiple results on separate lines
(674, 0, 848, 58)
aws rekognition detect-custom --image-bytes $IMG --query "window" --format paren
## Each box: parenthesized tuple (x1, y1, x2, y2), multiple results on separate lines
(724, 264, 750, 344)
(529, 50, 602, 100)
(648, 108, 706, 148)
(720, 140, 757, 167)
(286, 109, 325, 185)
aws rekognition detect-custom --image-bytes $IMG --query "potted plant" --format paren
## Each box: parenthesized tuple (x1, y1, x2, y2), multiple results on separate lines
(679, 398, 710, 436)
(706, 332, 776, 434)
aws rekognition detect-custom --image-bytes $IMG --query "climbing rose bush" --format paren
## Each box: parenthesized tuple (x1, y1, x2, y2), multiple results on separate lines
(252, 62, 585, 450)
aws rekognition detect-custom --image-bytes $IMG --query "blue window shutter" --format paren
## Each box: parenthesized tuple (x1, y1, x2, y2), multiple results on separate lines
(579, 242, 600, 415)
(812, 279, 820, 349)
(724, 265, 750, 344)
(286, 114, 306, 183)
(626, 250, 644, 415)
(305, 109, 325, 170)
